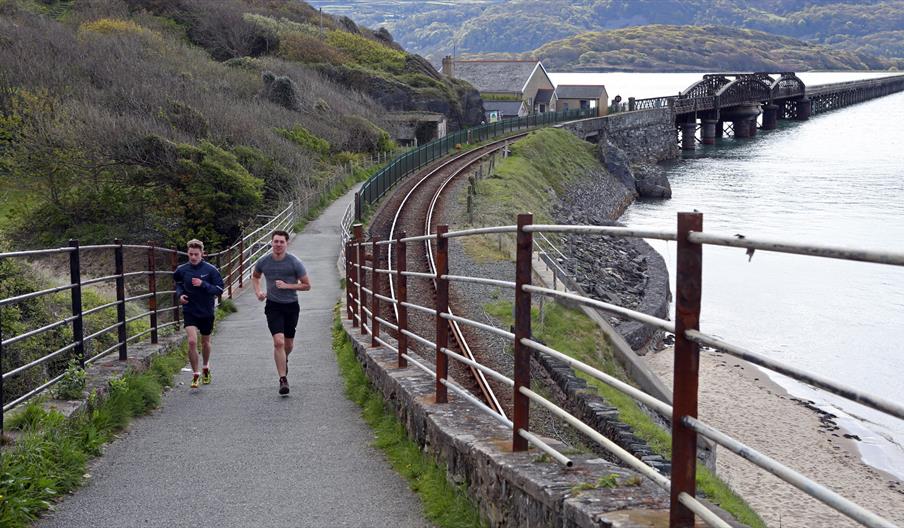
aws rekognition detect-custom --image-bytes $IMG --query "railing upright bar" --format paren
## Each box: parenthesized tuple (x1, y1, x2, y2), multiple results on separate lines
(114, 239, 127, 361)
(171, 250, 181, 330)
(354, 224, 366, 333)
(370, 238, 380, 347)
(147, 243, 158, 344)
(68, 239, 86, 368)
(512, 213, 533, 451)
(1, 307, 4, 435)
(238, 238, 245, 289)
(346, 242, 354, 322)
(215, 252, 223, 303)
(226, 246, 234, 299)
(434, 225, 449, 404)
(396, 232, 408, 368)
(670, 211, 703, 527)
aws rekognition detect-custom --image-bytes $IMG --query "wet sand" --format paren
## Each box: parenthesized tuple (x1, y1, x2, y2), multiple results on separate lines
(644, 347, 904, 528)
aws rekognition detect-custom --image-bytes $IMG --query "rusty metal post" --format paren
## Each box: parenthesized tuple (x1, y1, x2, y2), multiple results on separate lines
(215, 252, 223, 303)
(354, 192, 362, 221)
(396, 232, 408, 368)
(68, 240, 85, 367)
(226, 247, 234, 299)
(513, 214, 533, 451)
(434, 225, 449, 404)
(171, 250, 180, 330)
(346, 242, 354, 321)
(370, 238, 380, 347)
(114, 239, 127, 361)
(670, 211, 703, 527)
(147, 243, 158, 344)
(238, 238, 245, 288)
(354, 224, 366, 335)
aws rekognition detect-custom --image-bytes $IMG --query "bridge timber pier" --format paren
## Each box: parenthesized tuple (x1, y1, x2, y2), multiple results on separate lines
(627, 72, 904, 150)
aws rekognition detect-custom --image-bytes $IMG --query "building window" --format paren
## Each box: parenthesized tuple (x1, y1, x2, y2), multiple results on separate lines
(538, 104, 546, 113)
(580, 100, 589, 109)
(590, 100, 597, 109)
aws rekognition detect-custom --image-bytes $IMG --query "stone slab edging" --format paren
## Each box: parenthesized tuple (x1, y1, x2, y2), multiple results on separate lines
(341, 317, 681, 528)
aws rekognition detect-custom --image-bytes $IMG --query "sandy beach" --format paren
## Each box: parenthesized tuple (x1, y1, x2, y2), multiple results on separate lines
(644, 347, 904, 528)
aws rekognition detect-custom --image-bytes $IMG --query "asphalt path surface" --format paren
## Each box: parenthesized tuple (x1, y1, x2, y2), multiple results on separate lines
(37, 188, 430, 528)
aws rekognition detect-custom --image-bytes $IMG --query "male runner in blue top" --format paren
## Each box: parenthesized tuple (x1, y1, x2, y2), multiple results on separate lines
(251, 230, 311, 396)
(174, 239, 225, 389)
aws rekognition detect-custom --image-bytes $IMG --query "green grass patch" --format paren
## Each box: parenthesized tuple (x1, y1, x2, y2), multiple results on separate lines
(0, 344, 187, 527)
(332, 307, 485, 528)
(485, 300, 765, 527)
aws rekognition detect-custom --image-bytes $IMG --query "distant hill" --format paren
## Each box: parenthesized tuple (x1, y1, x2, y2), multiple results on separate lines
(307, 0, 904, 68)
(530, 25, 892, 72)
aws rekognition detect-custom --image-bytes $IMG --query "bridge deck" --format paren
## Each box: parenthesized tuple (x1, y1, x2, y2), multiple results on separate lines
(36, 187, 429, 528)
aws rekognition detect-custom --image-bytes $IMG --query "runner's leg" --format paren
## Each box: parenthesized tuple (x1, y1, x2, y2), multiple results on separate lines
(186, 326, 200, 373)
(272, 333, 287, 378)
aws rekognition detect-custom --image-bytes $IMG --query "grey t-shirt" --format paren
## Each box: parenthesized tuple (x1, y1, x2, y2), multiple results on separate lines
(254, 253, 307, 304)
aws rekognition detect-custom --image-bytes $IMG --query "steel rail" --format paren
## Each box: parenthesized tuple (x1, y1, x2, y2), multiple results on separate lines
(524, 224, 678, 241)
(1, 341, 77, 381)
(420, 143, 513, 419)
(677, 493, 733, 528)
(400, 270, 436, 280)
(440, 347, 514, 387)
(1, 316, 77, 347)
(523, 285, 675, 332)
(374, 316, 398, 332)
(79, 274, 121, 287)
(519, 386, 671, 489)
(3, 371, 69, 411)
(686, 330, 904, 421)
(521, 337, 672, 417)
(683, 416, 899, 528)
(0, 283, 77, 308)
(442, 275, 516, 289)
(438, 312, 515, 340)
(373, 293, 398, 305)
(397, 353, 571, 467)
(83, 321, 124, 343)
(687, 231, 904, 267)
(400, 301, 436, 316)
(0, 247, 74, 258)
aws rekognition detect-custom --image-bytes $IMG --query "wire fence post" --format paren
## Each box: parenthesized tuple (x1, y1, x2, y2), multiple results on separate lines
(513, 214, 533, 451)
(354, 224, 365, 334)
(147, 243, 158, 344)
(671, 211, 703, 527)
(370, 238, 380, 347)
(66, 239, 85, 368)
(434, 225, 449, 404)
(171, 250, 181, 330)
(396, 232, 408, 368)
(238, 238, 245, 289)
(114, 239, 127, 361)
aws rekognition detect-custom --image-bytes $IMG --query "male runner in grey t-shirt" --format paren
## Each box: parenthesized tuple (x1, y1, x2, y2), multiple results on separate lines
(251, 230, 311, 395)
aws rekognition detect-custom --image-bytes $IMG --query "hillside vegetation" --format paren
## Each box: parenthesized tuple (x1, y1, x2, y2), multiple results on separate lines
(0, 0, 480, 250)
(532, 25, 890, 72)
(310, 0, 904, 68)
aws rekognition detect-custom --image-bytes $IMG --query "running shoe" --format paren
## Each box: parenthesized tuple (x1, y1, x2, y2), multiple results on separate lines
(190, 374, 200, 389)
(278, 376, 290, 396)
(201, 368, 211, 385)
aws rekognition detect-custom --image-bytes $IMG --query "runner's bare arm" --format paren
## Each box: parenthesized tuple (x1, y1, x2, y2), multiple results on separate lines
(251, 271, 266, 301)
(274, 274, 310, 292)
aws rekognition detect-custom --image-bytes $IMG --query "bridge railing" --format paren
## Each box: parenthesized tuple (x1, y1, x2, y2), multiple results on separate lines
(0, 202, 299, 427)
(344, 213, 902, 528)
(355, 108, 598, 220)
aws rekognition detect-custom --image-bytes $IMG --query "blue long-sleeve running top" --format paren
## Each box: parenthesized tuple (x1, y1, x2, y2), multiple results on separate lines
(173, 261, 225, 319)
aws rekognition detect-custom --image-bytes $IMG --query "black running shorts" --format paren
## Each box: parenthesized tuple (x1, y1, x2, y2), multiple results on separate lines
(264, 300, 300, 338)
(183, 314, 215, 336)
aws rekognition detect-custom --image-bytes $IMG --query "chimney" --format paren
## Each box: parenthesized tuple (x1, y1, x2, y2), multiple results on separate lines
(441, 55, 454, 77)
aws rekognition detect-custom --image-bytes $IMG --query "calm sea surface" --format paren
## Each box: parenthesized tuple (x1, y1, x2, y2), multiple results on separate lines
(553, 72, 904, 480)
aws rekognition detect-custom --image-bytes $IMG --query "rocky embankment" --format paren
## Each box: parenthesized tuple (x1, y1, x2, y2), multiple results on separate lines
(552, 139, 672, 351)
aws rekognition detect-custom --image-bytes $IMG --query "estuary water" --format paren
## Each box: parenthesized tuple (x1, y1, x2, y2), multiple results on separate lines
(553, 72, 904, 480)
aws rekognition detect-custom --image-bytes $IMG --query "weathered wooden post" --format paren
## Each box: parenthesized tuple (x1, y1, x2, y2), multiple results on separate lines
(670, 211, 703, 527)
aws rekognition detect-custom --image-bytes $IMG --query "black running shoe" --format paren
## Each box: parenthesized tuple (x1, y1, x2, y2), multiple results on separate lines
(278, 376, 289, 396)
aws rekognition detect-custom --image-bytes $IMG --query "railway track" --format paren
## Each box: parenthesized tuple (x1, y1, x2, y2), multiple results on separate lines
(367, 135, 527, 418)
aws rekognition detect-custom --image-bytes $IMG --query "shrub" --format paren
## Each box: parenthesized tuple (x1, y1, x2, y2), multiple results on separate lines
(78, 18, 161, 41)
(277, 125, 330, 156)
(324, 29, 406, 72)
(51, 360, 87, 400)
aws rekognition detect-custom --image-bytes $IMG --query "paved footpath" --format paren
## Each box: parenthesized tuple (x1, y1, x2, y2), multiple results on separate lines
(38, 189, 430, 528)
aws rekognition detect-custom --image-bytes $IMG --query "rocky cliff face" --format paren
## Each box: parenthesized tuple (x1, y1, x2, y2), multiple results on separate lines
(314, 55, 484, 131)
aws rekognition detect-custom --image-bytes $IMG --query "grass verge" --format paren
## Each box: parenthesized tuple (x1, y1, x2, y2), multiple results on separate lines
(0, 303, 233, 528)
(485, 300, 766, 528)
(332, 306, 486, 528)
